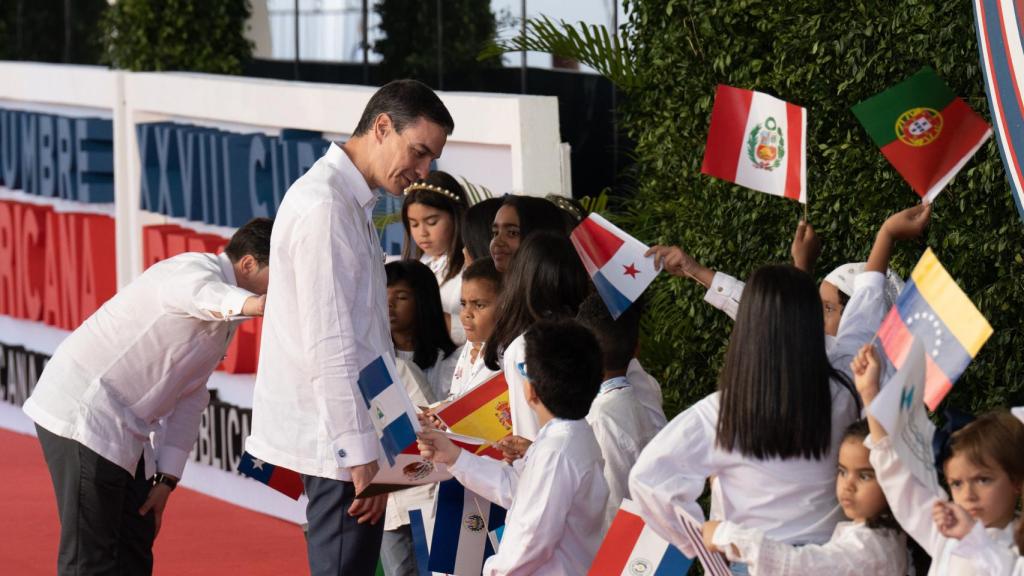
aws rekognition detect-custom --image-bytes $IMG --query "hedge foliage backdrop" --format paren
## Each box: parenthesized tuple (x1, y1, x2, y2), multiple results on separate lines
(615, 0, 1024, 417)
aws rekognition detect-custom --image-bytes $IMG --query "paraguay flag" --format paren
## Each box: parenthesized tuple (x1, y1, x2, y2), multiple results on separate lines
(877, 249, 993, 410)
(852, 67, 991, 203)
(436, 373, 511, 460)
(701, 85, 807, 202)
(236, 451, 304, 500)
(972, 0, 1024, 222)
(357, 354, 421, 467)
(570, 214, 659, 319)
(589, 499, 693, 576)
(429, 479, 507, 575)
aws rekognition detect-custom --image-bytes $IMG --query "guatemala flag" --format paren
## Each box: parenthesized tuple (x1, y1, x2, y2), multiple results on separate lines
(357, 354, 421, 467)
(429, 479, 507, 575)
(570, 214, 659, 319)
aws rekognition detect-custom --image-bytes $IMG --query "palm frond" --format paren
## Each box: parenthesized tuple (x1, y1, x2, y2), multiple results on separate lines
(480, 15, 637, 91)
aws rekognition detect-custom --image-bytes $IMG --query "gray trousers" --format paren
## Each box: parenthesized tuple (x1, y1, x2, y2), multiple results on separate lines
(36, 424, 156, 576)
(380, 525, 418, 576)
(302, 474, 385, 576)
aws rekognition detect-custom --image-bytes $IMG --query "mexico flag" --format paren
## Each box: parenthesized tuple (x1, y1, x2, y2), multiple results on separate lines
(702, 85, 807, 203)
(852, 67, 992, 203)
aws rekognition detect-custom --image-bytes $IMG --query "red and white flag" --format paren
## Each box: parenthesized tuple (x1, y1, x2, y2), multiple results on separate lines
(701, 85, 807, 203)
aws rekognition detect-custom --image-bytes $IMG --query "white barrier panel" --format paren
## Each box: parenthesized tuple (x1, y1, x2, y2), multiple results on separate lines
(0, 61, 566, 524)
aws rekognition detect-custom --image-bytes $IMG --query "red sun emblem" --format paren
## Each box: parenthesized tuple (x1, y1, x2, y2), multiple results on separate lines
(623, 263, 640, 278)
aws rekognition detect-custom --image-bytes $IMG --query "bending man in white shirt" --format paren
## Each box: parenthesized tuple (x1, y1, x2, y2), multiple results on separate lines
(24, 218, 272, 576)
(244, 79, 454, 576)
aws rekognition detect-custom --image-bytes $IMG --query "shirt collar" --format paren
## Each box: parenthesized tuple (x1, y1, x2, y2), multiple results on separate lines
(599, 376, 630, 395)
(217, 252, 238, 286)
(325, 142, 378, 210)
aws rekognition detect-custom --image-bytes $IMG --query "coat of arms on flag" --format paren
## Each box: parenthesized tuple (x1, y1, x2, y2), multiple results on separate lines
(357, 354, 421, 467)
(875, 248, 993, 410)
(570, 213, 659, 319)
(852, 67, 992, 203)
(701, 84, 807, 203)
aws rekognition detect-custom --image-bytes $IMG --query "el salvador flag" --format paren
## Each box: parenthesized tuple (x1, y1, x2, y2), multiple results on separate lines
(429, 479, 506, 574)
(570, 214, 659, 319)
(357, 354, 421, 467)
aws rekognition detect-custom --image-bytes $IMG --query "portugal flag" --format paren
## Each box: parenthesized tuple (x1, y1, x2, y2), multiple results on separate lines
(852, 67, 992, 203)
(701, 85, 807, 203)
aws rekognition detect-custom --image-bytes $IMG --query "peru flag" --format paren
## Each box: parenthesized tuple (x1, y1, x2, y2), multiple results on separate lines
(570, 214, 659, 319)
(702, 85, 807, 203)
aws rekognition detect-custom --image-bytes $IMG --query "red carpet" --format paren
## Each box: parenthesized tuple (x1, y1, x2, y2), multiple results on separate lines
(0, 428, 309, 575)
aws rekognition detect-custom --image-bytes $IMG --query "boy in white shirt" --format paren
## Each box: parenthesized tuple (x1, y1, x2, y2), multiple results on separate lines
(417, 319, 609, 575)
(447, 257, 502, 399)
(576, 294, 658, 529)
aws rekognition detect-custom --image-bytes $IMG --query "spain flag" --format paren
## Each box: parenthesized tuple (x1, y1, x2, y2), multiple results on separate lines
(435, 373, 511, 460)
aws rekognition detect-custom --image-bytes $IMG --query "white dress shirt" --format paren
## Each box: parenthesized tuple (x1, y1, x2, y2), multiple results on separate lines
(447, 342, 500, 400)
(24, 252, 253, 478)
(952, 520, 1023, 576)
(626, 358, 669, 431)
(712, 519, 908, 575)
(867, 434, 1020, 575)
(629, 386, 858, 556)
(502, 334, 541, 440)
(448, 417, 609, 575)
(246, 143, 392, 481)
(421, 253, 465, 346)
(586, 376, 658, 529)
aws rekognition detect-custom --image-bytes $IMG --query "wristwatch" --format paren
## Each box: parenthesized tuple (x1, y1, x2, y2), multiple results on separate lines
(152, 473, 179, 491)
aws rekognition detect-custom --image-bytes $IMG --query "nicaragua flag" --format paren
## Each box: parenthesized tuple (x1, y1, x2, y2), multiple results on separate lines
(589, 499, 693, 576)
(876, 248, 993, 411)
(357, 354, 421, 467)
(570, 213, 659, 319)
(236, 450, 304, 500)
(702, 84, 807, 203)
(429, 479, 506, 575)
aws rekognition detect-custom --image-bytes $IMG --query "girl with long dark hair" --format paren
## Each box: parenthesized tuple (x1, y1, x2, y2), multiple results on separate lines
(488, 195, 566, 272)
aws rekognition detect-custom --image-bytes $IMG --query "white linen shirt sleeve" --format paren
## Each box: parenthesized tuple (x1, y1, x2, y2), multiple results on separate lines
(828, 271, 888, 382)
(590, 413, 642, 527)
(704, 271, 744, 320)
(865, 434, 948, 557)
(712, 521, 902, 575)
(629, 394, 716, 556)
(952, 521, 1023, 576)
(161, 260, 254, 321)
(154, 381, 211, 478)
(448, 449, 519, 510)
(292, 202, 379, 468)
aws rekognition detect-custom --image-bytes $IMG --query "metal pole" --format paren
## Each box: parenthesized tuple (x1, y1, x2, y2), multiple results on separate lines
(362, 0, 369, 84)
(436, 0, 443, 89)
(520, 0, 527, 94)
(293, 0, 301, 80)
(611, 0, 618, 181)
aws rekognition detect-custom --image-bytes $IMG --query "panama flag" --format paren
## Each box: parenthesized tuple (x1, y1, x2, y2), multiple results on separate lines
(429, 479, 507, 575)
(702, 85, 807, 202)
(236, 451, 304, 500)
(876, 248, 993, 410)
(570, 213, 659, 319)
(357, 354, 421, 467)
(589, 499, 693, 576)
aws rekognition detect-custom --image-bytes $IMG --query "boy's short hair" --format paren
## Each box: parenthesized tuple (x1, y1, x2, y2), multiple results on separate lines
(225, 218, 273, 266)
(523, 319, 602, 420)
(948, 410, 1024, 486)
(575, 293, 641, 373)
(461, 257, 502, 293)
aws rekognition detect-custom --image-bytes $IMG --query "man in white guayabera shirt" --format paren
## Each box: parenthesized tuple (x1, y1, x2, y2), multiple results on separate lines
(245, 79, 453, 576)
(23, 218, 272, 576)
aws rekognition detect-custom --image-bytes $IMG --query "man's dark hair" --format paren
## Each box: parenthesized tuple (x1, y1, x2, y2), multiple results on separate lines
(716, 264, 857, 460)
(461, 257, 502, 293)
(225, 218, 273, 266)
(576, 293, 642, 373)
(385, 259, 457, 370)
(462, 197, 503, 262)
(523, 319, 602, 420)
(352, 79, 454, 136)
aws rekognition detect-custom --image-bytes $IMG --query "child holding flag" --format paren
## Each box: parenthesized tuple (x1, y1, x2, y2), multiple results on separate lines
(417, 319, 610, 574)
(447, 258, 503, 399)
(857, 345, 1023, 576)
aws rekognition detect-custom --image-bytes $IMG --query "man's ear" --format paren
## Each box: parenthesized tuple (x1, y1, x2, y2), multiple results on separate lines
(374, 112, 392, 143)
(239, 254, 258, 275)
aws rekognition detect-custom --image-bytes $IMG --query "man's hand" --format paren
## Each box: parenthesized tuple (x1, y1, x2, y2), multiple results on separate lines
(495, 435, 532, 464)
(348, 494, 387, 524)
(417, 429, 462, 465)
(933, 500, 975, 540)
(881, 204, 932, 242)
(790, 220, 821, 273)
(349, 460, 379, 495)
(139, 481, 175, 537)
(241, 294, 267, 317)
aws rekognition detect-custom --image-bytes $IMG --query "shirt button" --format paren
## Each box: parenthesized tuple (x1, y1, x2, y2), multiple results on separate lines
(337, 449, 347, 458)
(716, 287, 723, 292)
(228, 309, 234, 315)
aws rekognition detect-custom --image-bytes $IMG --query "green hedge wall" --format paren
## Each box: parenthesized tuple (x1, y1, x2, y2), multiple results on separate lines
(617, 0, 1024, 417)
